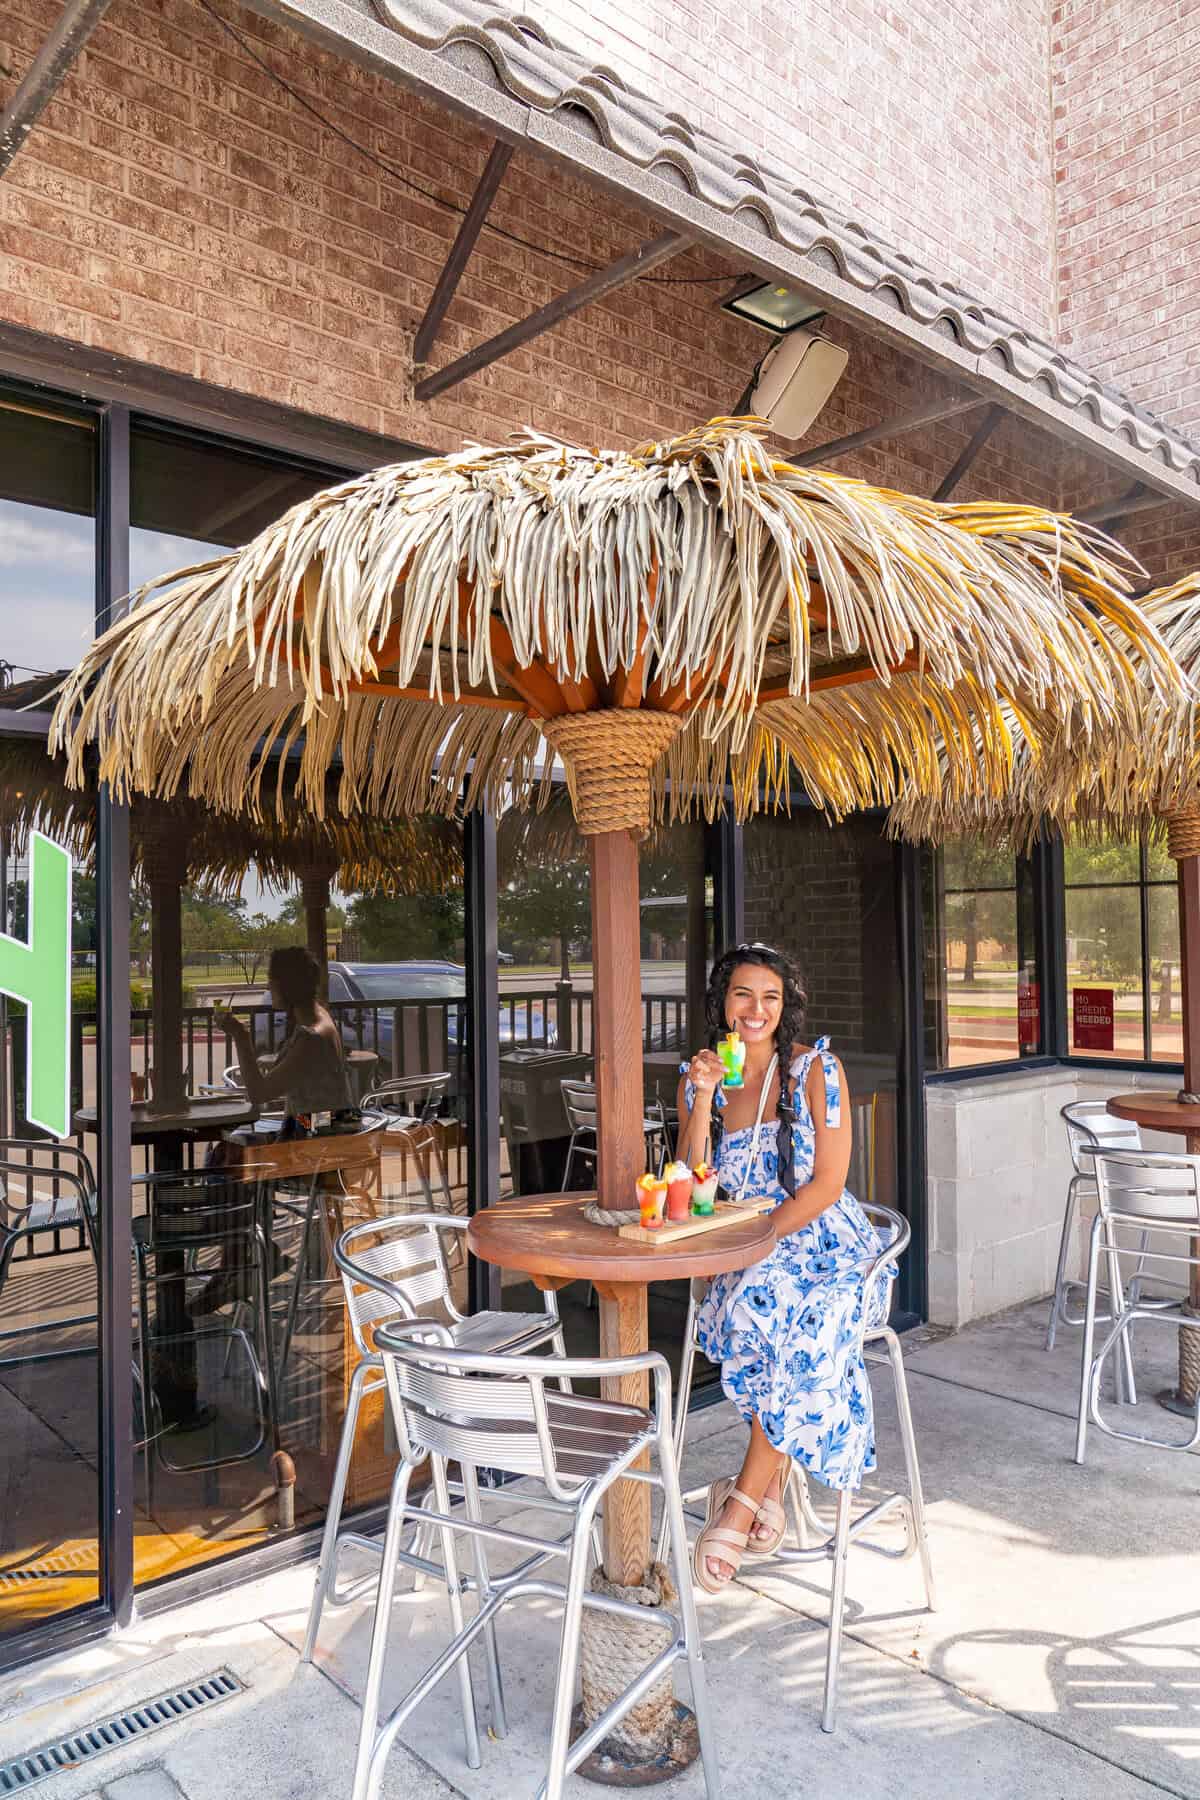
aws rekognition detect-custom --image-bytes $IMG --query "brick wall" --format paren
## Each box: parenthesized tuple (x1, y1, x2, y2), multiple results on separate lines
(531, 0, 1058, 336)
(0, 0, 1084, 497)
(743, 812, 900, 1058)
(1053, 0, 1200, 434)
(0, 0, 1195, 571)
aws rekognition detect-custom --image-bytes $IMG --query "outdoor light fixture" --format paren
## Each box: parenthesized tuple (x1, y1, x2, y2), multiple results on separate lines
(721, 277, 827, 335)
(722, 277, 848, 439)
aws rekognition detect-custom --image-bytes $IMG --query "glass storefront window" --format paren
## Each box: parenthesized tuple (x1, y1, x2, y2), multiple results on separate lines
(0, 394, 102, 1640)
(1064, 833, 1178, 1062)
(745, 811, 903, 1213)
(126, 424, 470, 1595)
(923, 838, 1040, 1069)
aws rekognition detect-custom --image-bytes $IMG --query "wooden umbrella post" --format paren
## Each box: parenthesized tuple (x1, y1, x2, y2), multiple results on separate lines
(140, 820, 189, 1111)
(299, 859, 336, 997)
(1166, 814, 1200, 1407)
(543, 707, 696, 1781)
(590, 825, 652, 1583)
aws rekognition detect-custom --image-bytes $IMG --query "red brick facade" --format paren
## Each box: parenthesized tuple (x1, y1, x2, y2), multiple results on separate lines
(0, 0, 1195, 574)
(537, 0, 1058, 336)
(1053, 0, 1200, 435)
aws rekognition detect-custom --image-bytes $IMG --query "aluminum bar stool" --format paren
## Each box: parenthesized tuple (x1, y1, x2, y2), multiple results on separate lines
(1050, 1103, 1152, 1404)
(657, 1202, 935, 1733)
(301, 1211, 571, 1662)
(351, 1325, 721, 1800)
(130, 1167, 281, 1520)
(1075, 1146, 1200, 1460)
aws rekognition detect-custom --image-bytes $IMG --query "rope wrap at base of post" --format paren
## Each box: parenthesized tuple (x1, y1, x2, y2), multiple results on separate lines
(580, 1561, 678, 1758)
(540, 709, 682, 837)
(1178, 1300, 1200, 1407)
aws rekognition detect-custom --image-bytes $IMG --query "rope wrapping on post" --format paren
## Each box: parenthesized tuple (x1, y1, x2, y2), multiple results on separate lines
(580, 1561, 678, 1756)
(1179, 1301, 1200, 1406)
(541, 709, 682, 837)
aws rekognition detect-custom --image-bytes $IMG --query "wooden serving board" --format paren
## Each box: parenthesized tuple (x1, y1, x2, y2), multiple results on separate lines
(617, 1195, 775, 1246)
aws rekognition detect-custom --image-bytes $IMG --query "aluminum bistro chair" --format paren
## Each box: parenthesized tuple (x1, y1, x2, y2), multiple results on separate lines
(0, 1142, 99, 1360)
(658, 1202, 935, 1734)
(367, 1074, 455, 1214)
(350, 1325, 720, 1800)
(560, 1080, 668, 1189)
(301, 1211, 571, 1662)
(1075, 1146, 1200, 1461)
(1049, 1103, 1143, 1364)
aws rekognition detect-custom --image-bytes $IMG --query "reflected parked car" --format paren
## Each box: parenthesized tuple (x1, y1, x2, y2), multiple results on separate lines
(247, 959, 557, 1057)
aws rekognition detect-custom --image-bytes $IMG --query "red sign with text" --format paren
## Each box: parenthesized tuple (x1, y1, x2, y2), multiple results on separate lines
(1018, 980, 1040, 1053)
(1073, 986, 1115, 1052)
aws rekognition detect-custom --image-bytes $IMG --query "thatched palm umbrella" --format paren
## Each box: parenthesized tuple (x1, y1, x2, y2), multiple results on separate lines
(0, 739, 461, 1105)
(890, 573, 1200, 1410)
(49, 419, 1183, 1762)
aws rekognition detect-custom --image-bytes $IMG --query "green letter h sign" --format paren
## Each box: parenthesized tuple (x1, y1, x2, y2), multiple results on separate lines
(0, 833, 71, 1139)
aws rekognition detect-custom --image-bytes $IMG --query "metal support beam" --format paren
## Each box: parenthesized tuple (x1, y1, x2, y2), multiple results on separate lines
(794, 396, 985, 466)
(932, 404, 1003, 500)
(413, 140, 513, 368)
(1077, 484, 1173, 526)
(415, 230, 690, 401)
(0, 0, 113, 176)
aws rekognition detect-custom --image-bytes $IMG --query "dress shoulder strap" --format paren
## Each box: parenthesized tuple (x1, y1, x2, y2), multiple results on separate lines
(789, 1036, 841, 1128)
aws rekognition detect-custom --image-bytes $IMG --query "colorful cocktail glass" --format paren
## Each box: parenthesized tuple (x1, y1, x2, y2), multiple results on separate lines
(718, 1030, 746, 1088)
(664, 1160, 693, 1221)
(690, 1162, 719, 1214)
(636, 1173, 667, 1229)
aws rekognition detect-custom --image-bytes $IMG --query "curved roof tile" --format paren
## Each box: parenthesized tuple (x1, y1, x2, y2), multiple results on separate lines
(368, 0, 1200, 493)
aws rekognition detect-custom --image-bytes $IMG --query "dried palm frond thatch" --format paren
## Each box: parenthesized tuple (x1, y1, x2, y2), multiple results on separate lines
(0, 739, 461, 895)
(887, 572, 1200, 850)
(50, 421, 1184, 828)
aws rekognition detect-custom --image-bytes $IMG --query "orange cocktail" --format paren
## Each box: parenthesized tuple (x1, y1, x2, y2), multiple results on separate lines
(636, 1173, 668, 1229)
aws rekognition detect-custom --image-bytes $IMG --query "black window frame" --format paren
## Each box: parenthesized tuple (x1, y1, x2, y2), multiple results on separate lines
(1060, 830, 1182, 1070)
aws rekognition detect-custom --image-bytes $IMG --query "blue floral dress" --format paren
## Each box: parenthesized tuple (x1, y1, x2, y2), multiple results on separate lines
(690, 1038, 893, 1491)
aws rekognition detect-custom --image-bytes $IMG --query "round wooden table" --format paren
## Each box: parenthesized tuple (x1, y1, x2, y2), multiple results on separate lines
(1106, 1093, 1200, 1412)
(467, 1192, 776, 1588)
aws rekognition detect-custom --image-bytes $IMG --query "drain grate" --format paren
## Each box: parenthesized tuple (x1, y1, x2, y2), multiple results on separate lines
(0, 1667, 246, 1793)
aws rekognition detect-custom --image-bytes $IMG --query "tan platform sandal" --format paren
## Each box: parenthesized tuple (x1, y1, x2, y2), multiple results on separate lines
(692, 1477, 755, 1594)
(744, 1464, 788, 1561)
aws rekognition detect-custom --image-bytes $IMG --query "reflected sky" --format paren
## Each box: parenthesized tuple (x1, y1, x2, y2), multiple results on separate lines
(0, 500, 95, 682)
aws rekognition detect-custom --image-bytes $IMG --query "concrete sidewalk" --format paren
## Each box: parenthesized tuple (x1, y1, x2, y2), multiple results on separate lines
(1, 1299, 1196, 1800)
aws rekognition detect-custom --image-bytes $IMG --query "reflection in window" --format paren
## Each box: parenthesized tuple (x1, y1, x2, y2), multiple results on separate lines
(124, 425, 475, 1595)
(0, 396, 100, 1639)
(1064, 833, 1178, 1062)
(0, 396, 96, 692)
(924, 838, 1040, 1069)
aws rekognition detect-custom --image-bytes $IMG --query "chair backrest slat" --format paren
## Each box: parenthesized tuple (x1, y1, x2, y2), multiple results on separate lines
(1061, 1101, 1141, 1175)
(336, 1216, 453, 1356)
(561, 1081, 598, 1130)
(1092, 1147, 1200, 1225)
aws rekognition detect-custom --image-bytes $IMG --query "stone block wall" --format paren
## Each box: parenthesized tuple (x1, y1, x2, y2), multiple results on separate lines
(925, 1062, 1183, 1328)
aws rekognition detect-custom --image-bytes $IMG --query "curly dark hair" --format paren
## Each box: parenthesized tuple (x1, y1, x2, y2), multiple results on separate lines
(703, 942, 808, 1185)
